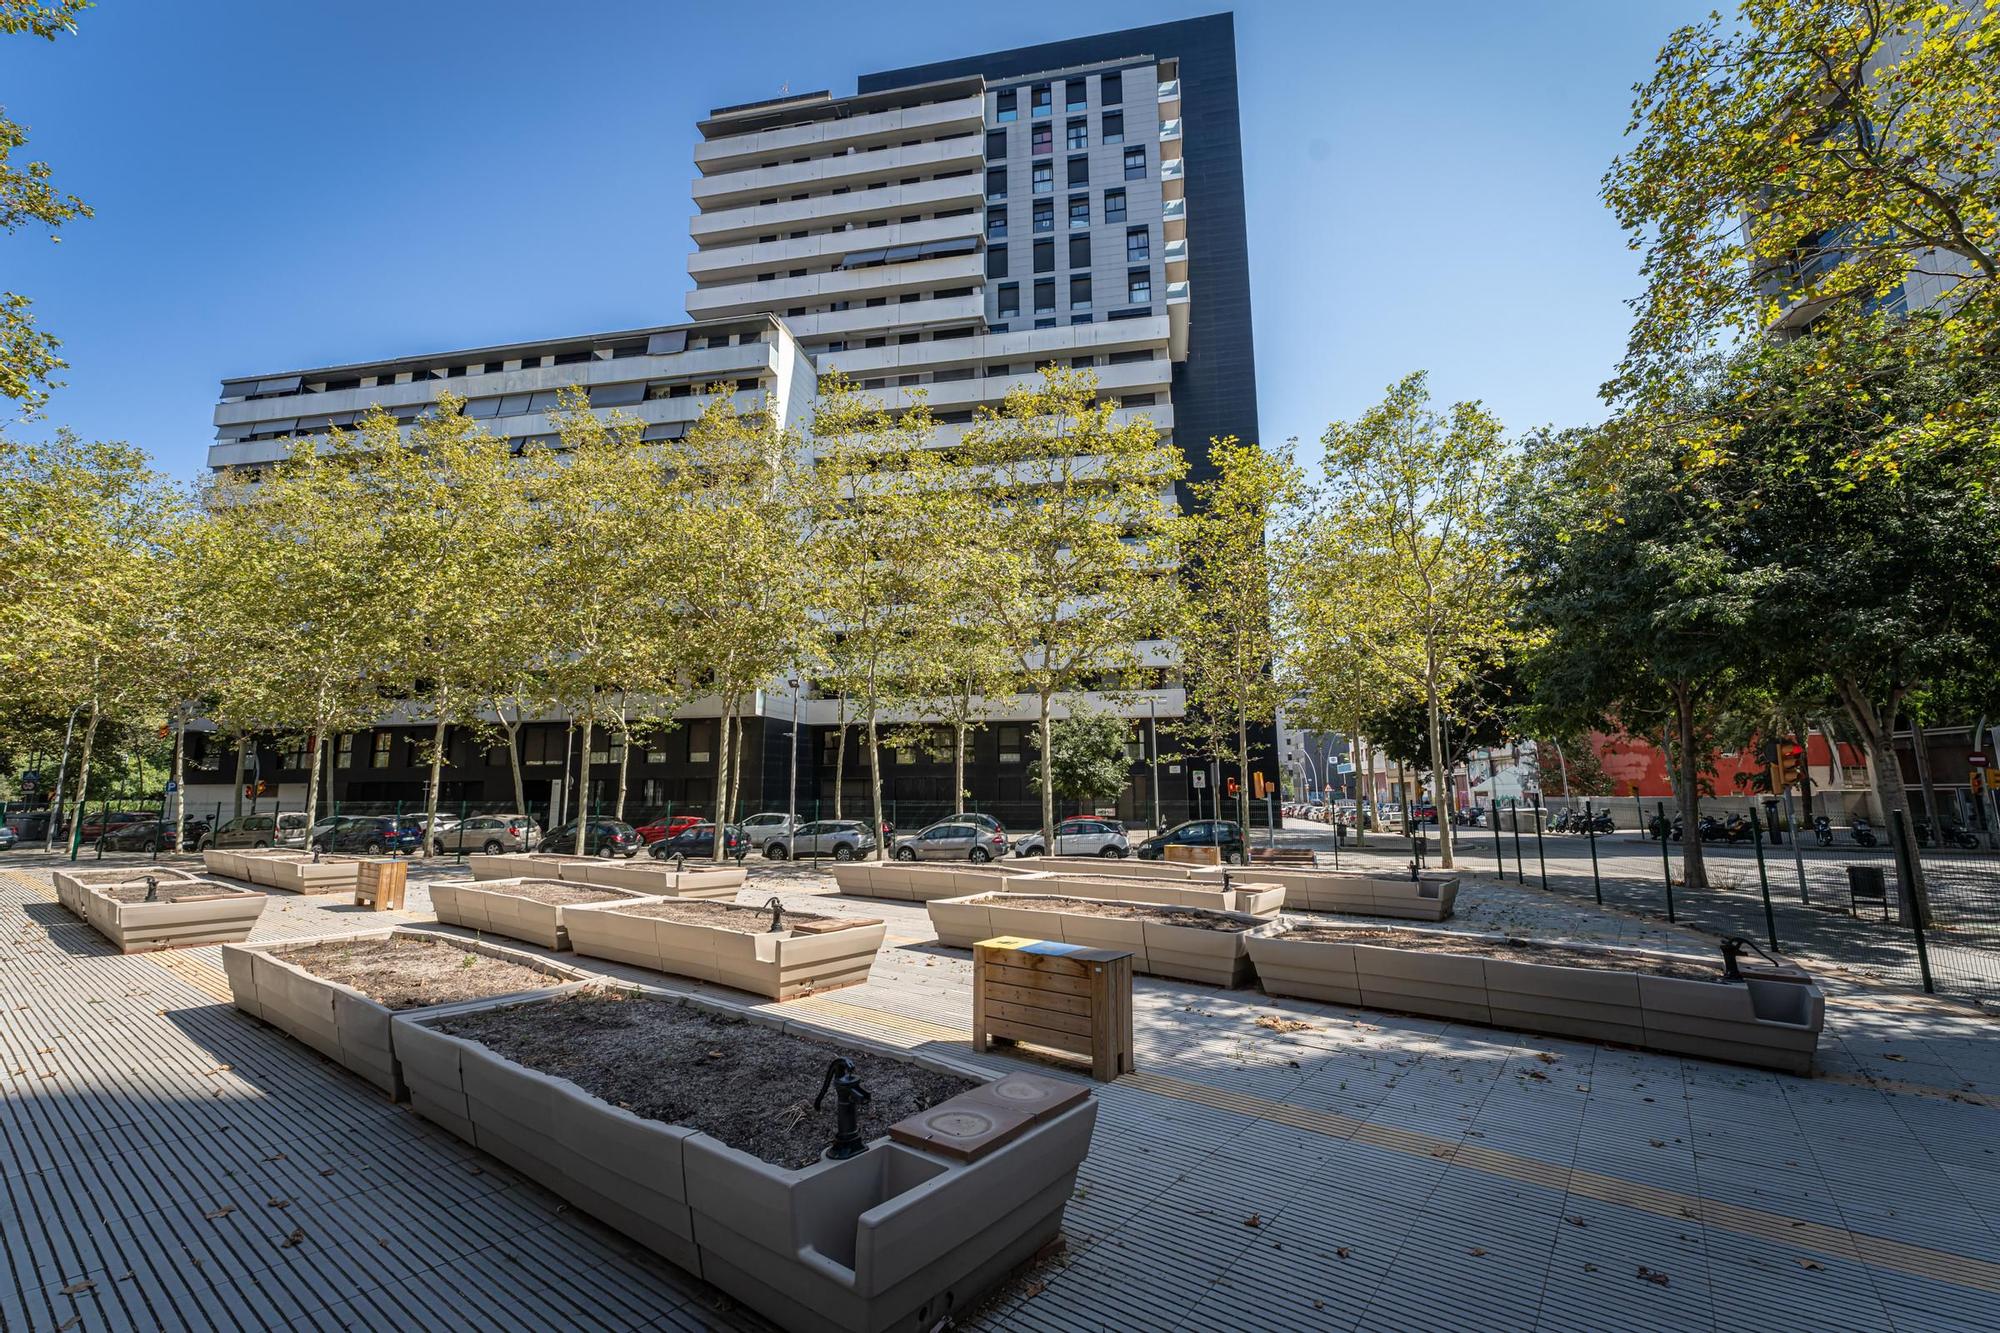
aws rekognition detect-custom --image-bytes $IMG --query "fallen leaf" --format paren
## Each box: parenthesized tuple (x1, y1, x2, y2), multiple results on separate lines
(1535, 1051, 1557, 1063)
(467, 1165, 484, 1176)
(1638, 1266, 1670, 1287)
(1649, 1139, 1666, 1149)
(1312, 1298, 1325, 1309)
(1243, 1213, 1262, 1229)
(1335, 1247, 1351, 1260)
(1798, 1258, 1823, 1271)
(35, 1046, 52, 1055)
(56, 1319, 79, 1332)
(1023, 1280, 1046, 1299)
(267, 1198, 290, 1209)
(262, 1153, 287, 1163)
(1565, 1216, 1589, 1228)
(1583, 1262, 1599, 1273)
(203, 1205, 236, 1221)
(1255, 1015, 1314, 1034)
(1882, 1053, 1905, 1062)
(319, 1168, 336, 1177)
(1469, 1247, 1487, 1257)
(1525, 1070, 1548, 1081)
(279, 1227, 306, 1249)
(59, 1279, 94, 1295)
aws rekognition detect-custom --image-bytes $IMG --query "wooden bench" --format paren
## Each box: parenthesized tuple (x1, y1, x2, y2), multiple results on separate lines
(1250, 848, 1316, 866)
(973, 936, 1134, 1082)
(353, 859, 408, 912)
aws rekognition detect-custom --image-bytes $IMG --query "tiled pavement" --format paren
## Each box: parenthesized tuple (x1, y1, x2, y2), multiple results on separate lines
(2, 854, 1997, 1332)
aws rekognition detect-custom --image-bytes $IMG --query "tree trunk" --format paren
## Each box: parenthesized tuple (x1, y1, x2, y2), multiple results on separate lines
(1038, 690, 1057, 852)
(867, 709, 886, 866)
(1236, 715, 1252, 838)
(952, 718, 967, 814)
(730, 713, 745, 827)
(70, 703, 101, 856)
(170, 709, 187, 850)
(1426, 686, 1455, 868)
(1673, 682, 1707, 891)
(710, 698, 732, 863)
(1660, 727, 1685, 810)
(303, 727, 324, 842)
(1395, 757, 1412, 838)
(232, 735, 246, 820)
(832, 699, 848, 821)
(498, 706, 528, 817)
(1834, 676, 1926, 919)
(574, 717, 593, 855)
(614, 712, 631, 822)
(1816, 717, 1843, 815)
(1909, 717, 1941, 830)
(422, 717, 447, 860)
(1792, 719, 1816, 820)
(1354, 735, 1369, 846)
(324, 735, 336, 819)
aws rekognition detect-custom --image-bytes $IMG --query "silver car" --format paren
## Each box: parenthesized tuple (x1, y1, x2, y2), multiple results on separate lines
(201, 811, 311, 851)
(1015, 817, 1128, 858)
(739, 812, 793, 844)
(764, 819, 875, 861)
(433, 814, 542, 855)
(893, 819, 1010, 862)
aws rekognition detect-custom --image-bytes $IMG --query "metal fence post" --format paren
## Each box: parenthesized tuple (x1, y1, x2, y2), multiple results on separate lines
(1493, 804, 1505, 877)
(1531, 792, 1548, 892)
(1657, 801, 1676, 923)
(1750, 807, 1780, 954)
(1585, 798, 1603, 904)
(1889, 809, 1936, 994)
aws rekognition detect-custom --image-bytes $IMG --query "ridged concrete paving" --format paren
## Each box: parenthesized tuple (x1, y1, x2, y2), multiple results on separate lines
(1, 855, 1996, 1332)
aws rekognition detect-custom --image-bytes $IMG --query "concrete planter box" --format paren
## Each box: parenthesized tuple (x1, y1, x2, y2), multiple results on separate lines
(1249, 868, 1458, 921)
(60, 870, 266, 953)
(220, 928, 589, 1098)
(998, 872, 1284, 919)
(52, 865, 205, 918)
(563, 902, 889, 1000)
(1041, 857, 1222, 882)
(430, 878, 660, 950)
(929, 893, 1260, 988)
(827, 862, 1027, 902)
(393, 989, 1097, 1333)
(200, 848, 248, 881)
(556, 859, 745, 899)
(1244, 922, 1825, 1073)
(206, 847, 304, 884)
(213, 850, 359, 894)
(467, 852, 593, 881)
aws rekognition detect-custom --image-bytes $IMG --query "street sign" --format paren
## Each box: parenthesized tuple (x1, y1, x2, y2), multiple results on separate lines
(1335, 761, 1355, 774)
(164, 780, 178, 793)
(1191, 771, 1206, 789)
(1970, 753, 1989, 767)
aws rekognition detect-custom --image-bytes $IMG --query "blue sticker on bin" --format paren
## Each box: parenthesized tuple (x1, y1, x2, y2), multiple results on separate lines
(1016, 940, 1090, 955)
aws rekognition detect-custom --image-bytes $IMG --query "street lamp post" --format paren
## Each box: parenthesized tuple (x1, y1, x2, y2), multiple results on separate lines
(1147, 695, 1162, 835)
(786, 678, 800, 857)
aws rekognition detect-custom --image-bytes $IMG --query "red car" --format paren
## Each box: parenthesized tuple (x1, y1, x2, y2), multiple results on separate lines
(634, 814, 704, 845)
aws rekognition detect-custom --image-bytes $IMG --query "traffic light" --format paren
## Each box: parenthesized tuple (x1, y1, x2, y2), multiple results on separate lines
(1253, 772, 1269, 799)
(1973, 769, 1987, 797)
(1226, 776, 1240, 797)
(1775, 744, 1804, 789)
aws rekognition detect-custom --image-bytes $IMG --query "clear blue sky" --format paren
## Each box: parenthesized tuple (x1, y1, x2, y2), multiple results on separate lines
(2, 0, 1699, 479)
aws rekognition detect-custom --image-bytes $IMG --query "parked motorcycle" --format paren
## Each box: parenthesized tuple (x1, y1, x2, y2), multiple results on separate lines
(1941, 823, 1981, 851)
(1813, 816, 1834, 847)
(1851, 816, 1879, 848)
(1722, 812, 1753, 844)
(1697, 814, 1728, 843)
(1550, 809, 1573, 834)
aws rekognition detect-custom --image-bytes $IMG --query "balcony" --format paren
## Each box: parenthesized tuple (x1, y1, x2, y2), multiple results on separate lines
(1164, 237, 1188, 279)
(687, 213, 981, 283)
(694, 95, 983, 175)
(685, 251, 985, 321)
(1166, 281, 1191, 362)
(691, 174, 984, 244)
(1160, 155, 1185, 202)
(779, 293, 987, 341)
(1159, 118, 1182, 145)
(816, 314, 1169, 376)
(1161, 197, 1187, 243)
(692, 134, 983, 209)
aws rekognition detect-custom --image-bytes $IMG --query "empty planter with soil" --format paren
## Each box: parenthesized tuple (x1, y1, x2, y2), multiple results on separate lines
(929, 892, 1263, 987)
(58, 868, 266, 953)
(395, 989, 1098, 1333)
(430, 878, 658, 950)
(1000, 871, 1284, 918)
(466, 851, 592, 881)
(826, 861, 1030, 902)
(1247, 867, 1460, 921)
(556, 858, 745, 900)
(53, 865, 204, 918)
(214, 850, 360, 894)
(564, 898, 888, 999)
(221, 928, 587, 1098)
(1245, 921, 1824, 1073)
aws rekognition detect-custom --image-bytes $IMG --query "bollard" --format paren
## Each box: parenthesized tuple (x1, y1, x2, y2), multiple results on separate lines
(1749, 807, 1780, 954)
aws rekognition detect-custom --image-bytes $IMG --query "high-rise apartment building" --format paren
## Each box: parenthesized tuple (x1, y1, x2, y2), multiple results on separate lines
(197, 16, 1262, 832)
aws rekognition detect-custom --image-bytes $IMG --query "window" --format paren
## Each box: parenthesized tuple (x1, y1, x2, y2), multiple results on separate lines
(1126, 226, 1150, 262)
(997, 282, 1019, 318)
(1033, 238, 1054, 273)
(1031, 123, 1052, 155)
(1066, 118, 1087, 150)
(1101, 71, 1122, 105)
(1070, 274, 1092, 310)
(1067, 155, 1088, 187)
(1109, 348, 1155, 365)
(1070, 233, 1091, 268)
(999, 726, 1023, 763)
(370, 732, 393, 769)
(987, 244, 1008, 279)
(1032, 199, 1053, 232)
(986, 129, 1007, 160)
(1066, 77, 1088, 111)
(1124, 146, 1146, 179)
(995, 89, 1016, 122)
(336, 734, 354, 768)
(985, 166, 1007, 199)
(1103, 111, 1124, 144)
(1031, 162, 1053, 194)
(1121, 392, 1156, 407)
(1031, 83, 1052, 117)
(282, 737, 309, 770)
(987, 206, 1008, 239)
(1034, 278, 1055, 314)
(1105, 189, 1127, 222)
(1069, 195, 1090, 229)
(1128, 269, 1152, 303)
(688, 721, 713, 764)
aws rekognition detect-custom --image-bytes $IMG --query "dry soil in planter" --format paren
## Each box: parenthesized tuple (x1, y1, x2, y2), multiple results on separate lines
(274, 934, 560, 1011)
(97, 881, 242, 905)
(436, 991, 975, 1168)
(610, 899, 852, 932)
(481, 881, 634, 907)
(1283, 926, 1719, 981)
(996, 895, 1256, 931)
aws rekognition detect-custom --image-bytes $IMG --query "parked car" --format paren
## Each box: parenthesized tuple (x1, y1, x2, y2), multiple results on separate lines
(76, 810, 158, 842)
(1135, 819, 1248, 865)
(0, 824, 17, 852)
(762, 819, 875, 861)
(1014, 817, 1130, 858)
(432, 814, 542, 855)
(544, 819, 643, 858)
(97, 818, 207, 854)
(201, 811, 312, 851)
(634, 814, 704, 845)
(654, 822, 748, 861)
(309, 815, 423, 856)
(738, 812, 793, 843)
(892, 819, 1010, 862)
(3, 811, 54, 842)
(397, 813, 461, 844)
